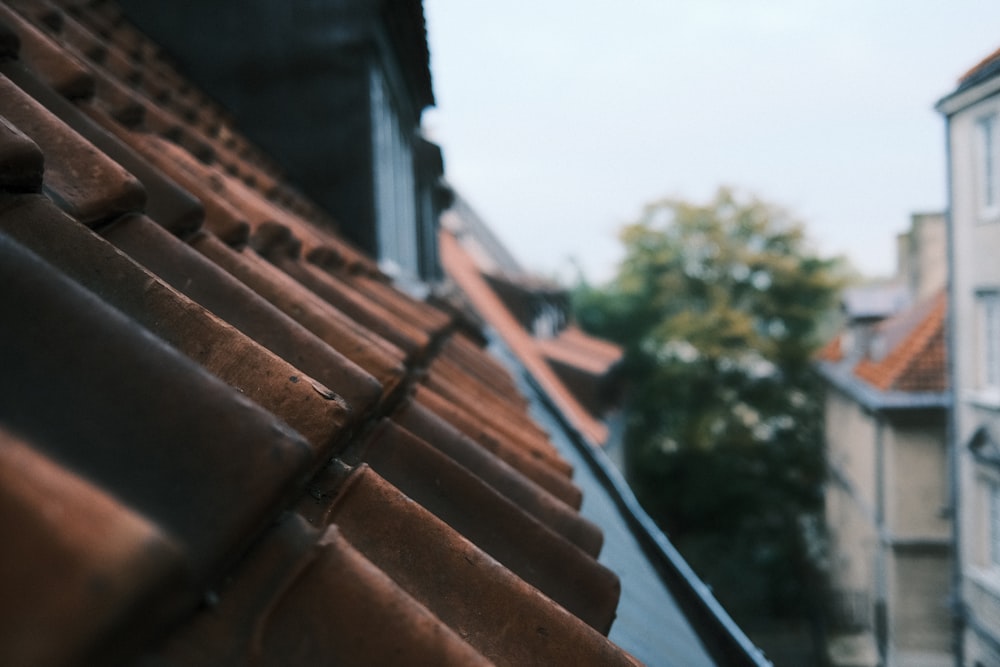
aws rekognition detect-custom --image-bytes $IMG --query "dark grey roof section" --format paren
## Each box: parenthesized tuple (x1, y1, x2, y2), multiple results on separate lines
(818, 361, 951, 412)
(841, 283, 909, 321)
(488, 335, 772, 667)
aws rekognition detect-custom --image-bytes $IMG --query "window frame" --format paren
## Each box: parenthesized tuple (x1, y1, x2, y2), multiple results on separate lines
(979, 291, 1000, 396)
(976, 113, 1000, 221)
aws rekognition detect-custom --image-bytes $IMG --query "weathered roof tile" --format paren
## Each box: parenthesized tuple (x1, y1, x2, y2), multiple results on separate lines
(0, 231, 314, 584)
(348, 419, 620, 633)
(300, 463, 636, 667)
(0, 427, 186, 667)
(139, 514, 493, 667)
(0, 72, 145, 225)
(0, 113, 43, 191)
(0, 1, 732, 663)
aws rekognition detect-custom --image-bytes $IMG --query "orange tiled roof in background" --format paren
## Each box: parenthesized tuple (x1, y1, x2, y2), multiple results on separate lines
(854, 290, 948, 393)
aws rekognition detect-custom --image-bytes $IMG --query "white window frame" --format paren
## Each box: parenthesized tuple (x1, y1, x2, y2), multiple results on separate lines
(989, 480, 1000, 568)
(980, 292, 1000, 395)
(976, 113, 1000, 220)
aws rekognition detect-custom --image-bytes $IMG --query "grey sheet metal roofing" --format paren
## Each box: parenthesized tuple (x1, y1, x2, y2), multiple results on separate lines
(0, 0, 765, 664)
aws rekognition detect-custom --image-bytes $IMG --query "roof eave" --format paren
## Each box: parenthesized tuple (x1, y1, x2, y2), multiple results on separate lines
(818, 361, 951, 412)
(936, 74, 1000, 117)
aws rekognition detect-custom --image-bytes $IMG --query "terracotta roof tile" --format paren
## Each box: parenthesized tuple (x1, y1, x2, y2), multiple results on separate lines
(0, 1, 744, 663)
(0, 232, 314, 585)
(190, 232, 409, 394)
(854, 290, 948, 393)
(0, 57, 205, 235)
(0, 2, 95, 99)
(0, 195, 350, 457)
(390, 398, 604, 556)
(960, 45, 1000, 84)
(0, 112, 43, 191)
(0, 72, 145, 224)
(345, 419, 620, 632)
(0, 427, 186, 667)
(412, 385, 585, 509)
(440, 229, 612, 445)
(815, 332, 844, 363)
(100, 215, 384, 416)
(140, 515, 492, 667)
(300, 463, 635, 666)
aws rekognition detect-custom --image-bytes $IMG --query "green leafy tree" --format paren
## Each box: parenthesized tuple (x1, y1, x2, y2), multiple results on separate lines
(574, 187, 845, 624)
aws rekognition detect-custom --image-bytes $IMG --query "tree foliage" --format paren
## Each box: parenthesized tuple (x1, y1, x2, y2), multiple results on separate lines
(574, 187, 845, 620)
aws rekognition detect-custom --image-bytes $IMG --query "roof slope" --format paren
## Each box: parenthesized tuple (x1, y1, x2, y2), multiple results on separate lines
(820, 289, 948, 400)
(853, 290, 947, 393)
(440, 206, 623, 447)
(0, 1, 643, 664)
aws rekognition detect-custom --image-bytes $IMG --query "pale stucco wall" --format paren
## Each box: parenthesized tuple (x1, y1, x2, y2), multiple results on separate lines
(942, 73, 1000, 663)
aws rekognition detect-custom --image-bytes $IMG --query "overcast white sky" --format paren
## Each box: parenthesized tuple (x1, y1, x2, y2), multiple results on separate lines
(422, 1, 1000, 284)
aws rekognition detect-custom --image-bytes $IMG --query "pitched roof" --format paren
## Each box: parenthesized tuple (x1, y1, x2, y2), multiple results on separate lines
(440, 206, 623, 447)
(0, 2, 641, 664)
(957, 45, 1000, 93)
(853, 290, 948, 393)
(820, 289, 948, 400)
(0, 1, 765, 665)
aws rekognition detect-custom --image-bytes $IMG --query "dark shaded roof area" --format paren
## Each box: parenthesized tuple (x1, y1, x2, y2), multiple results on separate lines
(0, 1, 645, 664)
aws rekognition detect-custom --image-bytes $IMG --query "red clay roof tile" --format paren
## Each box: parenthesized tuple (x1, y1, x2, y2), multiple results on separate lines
(0, 113, 43, 191)
(0, 194, 350, 457)
(0, 427, 186, 667)
(0, 59, 205, 235)
(100, 214, 384, 417)
(0, 1, 720, 662)
(0, 72, 145, 225)
(390, 398, 604, 556)
(0, 231, 314, 585)
(0, 2, 96, 99)
(413, 385, 584, 509)
(140, 515, 493, 667)
(300, 463, 635, 666)
(854, 290, 947, 393)
(192, 232, 410, 394)
(440, 229, 612, 445)
(264, 248, 434, 359)
(349, 419, 620, 632)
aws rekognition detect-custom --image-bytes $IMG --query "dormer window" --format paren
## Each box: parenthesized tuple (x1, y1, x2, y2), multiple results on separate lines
(370, 65, 419, 280)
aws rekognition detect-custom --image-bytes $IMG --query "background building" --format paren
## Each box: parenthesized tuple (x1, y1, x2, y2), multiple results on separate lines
(938, 46, 1000, 667)
(818, 213, 951, 667)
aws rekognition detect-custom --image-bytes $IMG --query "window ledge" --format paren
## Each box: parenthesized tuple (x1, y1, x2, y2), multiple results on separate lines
(976, 210, 1000, 225)
(967, 390, 1000, 410)
(969, 566, 1000, 598)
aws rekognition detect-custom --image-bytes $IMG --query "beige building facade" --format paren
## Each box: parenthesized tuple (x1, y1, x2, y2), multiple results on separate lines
(820, 291, 952, 666)
(938, 47, 1000, 667)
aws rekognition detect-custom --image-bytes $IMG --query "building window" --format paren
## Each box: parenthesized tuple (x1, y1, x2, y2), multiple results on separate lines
(991, 481, 1000, 567)
(981, 292, 1000, 392)
(370, 65, 418, 279)
(977, 114, 1000, 217)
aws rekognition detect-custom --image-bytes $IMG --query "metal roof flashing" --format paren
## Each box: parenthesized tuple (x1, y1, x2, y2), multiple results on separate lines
(818, 361, 951, 413)
(487, 332, 773, 667)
